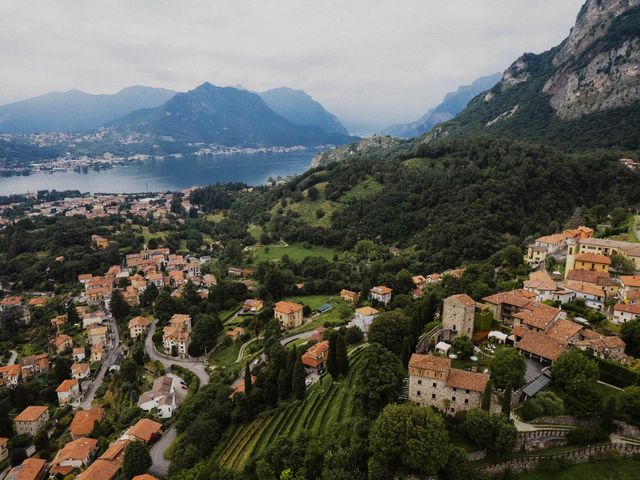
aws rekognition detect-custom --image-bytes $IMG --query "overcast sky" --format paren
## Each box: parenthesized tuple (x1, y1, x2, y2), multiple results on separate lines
(1, 0, 584, 133)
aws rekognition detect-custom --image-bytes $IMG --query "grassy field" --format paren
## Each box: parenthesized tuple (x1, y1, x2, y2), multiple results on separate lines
(206, 212, 226, 223)
(251, 243, 340, 263)
(285, 295, 353, 335)
(217, 345, 368, 470)
(138, 226, 168, 242)
(516, 458, 640, 479)
(339, 177, 383, 202)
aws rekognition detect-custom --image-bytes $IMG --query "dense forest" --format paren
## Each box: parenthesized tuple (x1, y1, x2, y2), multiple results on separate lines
(235, 137, 640, 272)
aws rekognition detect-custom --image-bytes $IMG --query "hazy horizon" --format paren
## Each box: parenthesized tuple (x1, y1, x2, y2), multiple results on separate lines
(1, 0, 585, 133)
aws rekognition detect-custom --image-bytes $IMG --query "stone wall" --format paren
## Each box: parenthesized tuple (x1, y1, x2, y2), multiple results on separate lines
(530, 415, 597, 427)
(483, 443, 640, 476)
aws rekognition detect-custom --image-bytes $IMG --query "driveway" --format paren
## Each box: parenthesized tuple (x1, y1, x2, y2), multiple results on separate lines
(7, 349, 17, 365)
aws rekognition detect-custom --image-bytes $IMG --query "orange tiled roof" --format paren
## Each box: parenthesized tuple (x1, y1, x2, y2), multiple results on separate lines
(448, 293, 477, 307)
(126, 418, 162, 442)
(6, 457, 46, 480)
(355, 306, 379, 316)
(615, 303, 640, 315)
(620, 275, 640, 288)
(482, 290, 532, 308)
(408, 353, 451, 374)
(70, 408, 105, 437)
(274, 301, 303, 314)
(514, 303, 561, 330)
(56, 379, 79, 393)
(516, 330, 565, 362)
(15, 406, 48, 422)
(76, 459, 120, 480)
(371, 285, 393, 295)
(128, 316, 150, 328)
(446, 368, 489, 393)
(546, 319, 583, 343)
(575, 252, 611, 265)
(301, 340, 329, 368)
(565, 282, 605, 298)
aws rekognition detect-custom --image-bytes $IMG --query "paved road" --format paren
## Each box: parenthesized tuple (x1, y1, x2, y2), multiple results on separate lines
(144, 321, 209, 385)
(79, 317, 121, 410)
(146, 320, 210, 478)
(7, 349, 17, 365)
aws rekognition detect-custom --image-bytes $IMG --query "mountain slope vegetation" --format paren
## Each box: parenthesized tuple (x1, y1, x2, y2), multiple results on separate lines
(262, 137, 640, 271)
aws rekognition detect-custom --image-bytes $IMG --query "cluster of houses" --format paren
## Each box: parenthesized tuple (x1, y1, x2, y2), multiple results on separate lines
(0, 188, 201, 228)
(4, 402, 162, 480)
(77, 247, 215, 309)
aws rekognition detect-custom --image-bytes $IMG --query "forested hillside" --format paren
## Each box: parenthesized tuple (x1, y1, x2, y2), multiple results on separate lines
(257, 138, 640, 271)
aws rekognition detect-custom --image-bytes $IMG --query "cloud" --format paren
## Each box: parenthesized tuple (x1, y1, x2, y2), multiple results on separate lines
(0, 0, 585, 132)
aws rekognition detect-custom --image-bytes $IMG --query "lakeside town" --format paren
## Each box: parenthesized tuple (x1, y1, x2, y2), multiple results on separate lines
(2, 182, 640, 480)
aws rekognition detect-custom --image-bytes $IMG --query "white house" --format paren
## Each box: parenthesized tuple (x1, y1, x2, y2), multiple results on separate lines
(563, 282, 605, 311)
(137, 375, 178, 418)
(353, 306, 379, 333)
(369, 285, 393, 305)
(613, 303, 640, 324)
(56, 379, 81, 407)
(82, 310, 107, 329)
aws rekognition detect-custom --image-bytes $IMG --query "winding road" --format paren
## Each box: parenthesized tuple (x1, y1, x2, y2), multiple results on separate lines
(79, 317, 121, 410)
(7, 349, 18, 365)
(146, 320, 210, 478)
(146, 321, 317, 477)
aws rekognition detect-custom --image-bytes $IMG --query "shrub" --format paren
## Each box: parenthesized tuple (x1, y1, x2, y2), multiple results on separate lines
(566, 427, 609, 445)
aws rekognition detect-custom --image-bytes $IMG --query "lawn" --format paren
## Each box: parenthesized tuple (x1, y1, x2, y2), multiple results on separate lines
(251, 243, 341, 263)
(516, 457, 640, 479)
(248, 224, 263, 241)
(210, 340, 242, 368)
(284, 296, 353, 335)
(139, 226, 168, 242)
(216, 345, 368, 470)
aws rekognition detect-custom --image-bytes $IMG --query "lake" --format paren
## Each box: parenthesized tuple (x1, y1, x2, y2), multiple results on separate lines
(0, 151, 316, 194)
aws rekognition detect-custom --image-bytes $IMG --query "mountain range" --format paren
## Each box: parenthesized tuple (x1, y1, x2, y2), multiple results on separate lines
(0, 83, 354, 148)
(419, 0, 640, 150)
(110, 82, 355, 147)
(0, 86, 177, 133)
(380, 73, 502, 138)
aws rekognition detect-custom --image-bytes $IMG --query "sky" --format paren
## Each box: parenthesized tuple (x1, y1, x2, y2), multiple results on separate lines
(0, 0, 585, 133)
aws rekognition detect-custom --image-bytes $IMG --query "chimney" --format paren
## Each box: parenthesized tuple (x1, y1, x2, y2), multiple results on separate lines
(471, 366, 477, 373)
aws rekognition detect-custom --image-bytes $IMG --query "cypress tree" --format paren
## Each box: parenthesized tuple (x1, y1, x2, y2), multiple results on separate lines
(481, 379, 492, 411)
(336, 334, 349, 376)
(110, 288, 130, 322)
(277, 368, 290, 399)
(66, 300, 80, 325)
(291, 355, 306, 400)
(501, 384, 512, 417)
(327, 334, 338, 378)
(244, 361, 252, 395)
(400, 336, 411, 368)
(601, 396, 616, 432)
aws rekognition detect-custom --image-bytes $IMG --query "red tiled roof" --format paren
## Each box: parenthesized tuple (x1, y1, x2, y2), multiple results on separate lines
(448, 293, 476, 307)
(274, 301, 303, 314)
(575, 252, 611, 265)
(516, 330, 565, 362)
(546, 319, 583, 343)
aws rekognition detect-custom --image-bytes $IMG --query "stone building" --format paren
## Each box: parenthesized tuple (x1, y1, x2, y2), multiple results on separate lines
(441, 294, 476, 341)
(408, 354, 488, 414)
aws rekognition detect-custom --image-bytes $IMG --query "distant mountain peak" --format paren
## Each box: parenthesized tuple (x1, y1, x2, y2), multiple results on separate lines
(380, 72, 501, 138)
(0, 86, 177, 133)
(258, 87, 349, 136)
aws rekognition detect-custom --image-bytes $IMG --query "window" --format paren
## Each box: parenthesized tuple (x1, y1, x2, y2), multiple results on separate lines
(417, 391, 421, 396)
(465, 399, 469, 404)
(452, 396, 456, 401)
(417, 379, 422, 385)
(432, 394, 436, 399)
(432, 382, 436, 387)
(453, 388, 457, 392)
(466, 389, 469, 394)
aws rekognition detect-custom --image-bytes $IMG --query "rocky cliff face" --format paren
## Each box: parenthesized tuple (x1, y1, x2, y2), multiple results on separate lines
(553, 0, 640, 66)
(310, 135, 407, 168)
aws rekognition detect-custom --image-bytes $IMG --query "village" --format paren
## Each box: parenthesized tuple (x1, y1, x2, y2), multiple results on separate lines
(2, 191, 640, 480)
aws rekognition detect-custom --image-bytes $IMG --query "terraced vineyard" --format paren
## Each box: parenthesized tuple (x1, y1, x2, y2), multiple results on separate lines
(217, 345, 368, 471)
